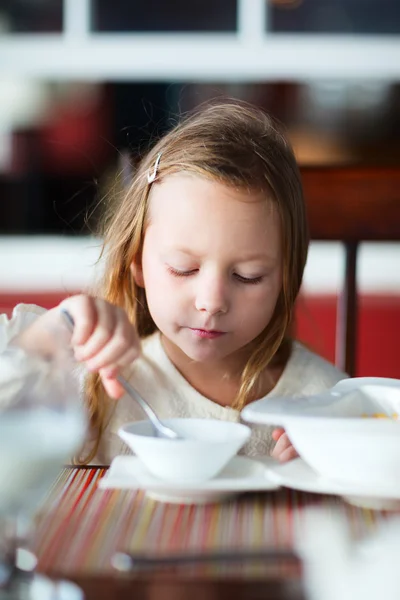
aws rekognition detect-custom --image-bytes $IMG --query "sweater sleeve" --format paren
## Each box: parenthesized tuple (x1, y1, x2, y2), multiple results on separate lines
(0, 303, 47, 351)
(0, 304, 83, 411)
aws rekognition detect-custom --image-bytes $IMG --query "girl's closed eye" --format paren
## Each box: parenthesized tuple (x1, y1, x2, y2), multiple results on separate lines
(168, 265, 264, 285)
(167, 266, 198, 277)
(234, 273, 263, 285)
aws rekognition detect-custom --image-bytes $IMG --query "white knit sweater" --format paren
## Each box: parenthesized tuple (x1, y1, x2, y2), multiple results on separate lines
(0, 304, 347, 464)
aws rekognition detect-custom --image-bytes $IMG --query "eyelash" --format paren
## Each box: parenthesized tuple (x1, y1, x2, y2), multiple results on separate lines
(167, 267, 195, 277)
(167, 267, 263, 285)
(235, 274, 263, 285)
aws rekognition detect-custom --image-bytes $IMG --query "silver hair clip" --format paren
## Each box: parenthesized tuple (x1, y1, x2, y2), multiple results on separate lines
(147, 153, 162, 184)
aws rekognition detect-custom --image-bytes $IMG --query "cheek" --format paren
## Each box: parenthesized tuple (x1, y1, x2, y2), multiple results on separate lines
(142, 261, 184, 314)
(238, 282, 280, 325)
(243, 293, 274, 323)
(142, 252, 165, 290)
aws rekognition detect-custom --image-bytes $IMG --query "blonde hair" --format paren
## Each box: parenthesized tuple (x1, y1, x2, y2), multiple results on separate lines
(81, 99, 309, 463)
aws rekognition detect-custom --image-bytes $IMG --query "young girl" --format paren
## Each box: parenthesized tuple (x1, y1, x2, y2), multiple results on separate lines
(0, 100, 346, 465)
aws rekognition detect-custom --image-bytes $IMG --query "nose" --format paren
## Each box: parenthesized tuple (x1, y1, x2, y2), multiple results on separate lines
(194, 273, 229, 315)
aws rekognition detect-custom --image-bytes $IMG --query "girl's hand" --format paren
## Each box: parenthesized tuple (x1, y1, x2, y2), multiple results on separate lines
(270, 428, 299, 462)
(61, 295, 140, 399)
(16, 295, 140, 399)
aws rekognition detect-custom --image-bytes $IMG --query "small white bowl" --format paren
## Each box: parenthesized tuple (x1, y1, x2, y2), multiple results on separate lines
(242, 377, 400, 493)
(118, 418, 251, 483)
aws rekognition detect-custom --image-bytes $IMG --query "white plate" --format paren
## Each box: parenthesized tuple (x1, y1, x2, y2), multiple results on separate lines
(99, 455, 280, 504)
(241, 377, 400, 428)
(267, 458, 400, 510)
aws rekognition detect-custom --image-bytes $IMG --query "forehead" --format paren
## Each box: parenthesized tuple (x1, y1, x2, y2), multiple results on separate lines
(146, 173, 281, 257)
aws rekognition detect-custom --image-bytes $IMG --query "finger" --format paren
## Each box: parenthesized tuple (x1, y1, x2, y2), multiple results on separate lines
(272, 428, 285, 442)
(84, 312, 139, 370)
(100, 365, 119, 379)
(276, 444, 299, 463)
(101, 376, 125, 399)
(272, 432, 292, 454)
(271, 432, 292, 459)
(74, 299, 116, 361)
(61, 295, 98, 346)
(86, 342, 139, 373)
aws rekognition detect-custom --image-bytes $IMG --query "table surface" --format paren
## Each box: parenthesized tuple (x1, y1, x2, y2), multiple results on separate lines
(32, 466, 395, 600)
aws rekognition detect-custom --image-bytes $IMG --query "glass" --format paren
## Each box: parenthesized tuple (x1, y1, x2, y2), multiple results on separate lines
(92, 0, 237, 32)
(0, 339, 87, 599)
(269, 0, 400, 34)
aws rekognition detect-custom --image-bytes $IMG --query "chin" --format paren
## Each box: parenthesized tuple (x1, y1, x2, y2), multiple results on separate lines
(187, 351, 219, 363)
(180, 341, 233, 364)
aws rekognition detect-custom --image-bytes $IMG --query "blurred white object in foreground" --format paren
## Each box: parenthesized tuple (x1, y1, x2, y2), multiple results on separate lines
(298, 509, 400, 600)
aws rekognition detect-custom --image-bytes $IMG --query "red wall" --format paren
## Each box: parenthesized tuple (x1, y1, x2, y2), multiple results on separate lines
(1, 292, 399, 379)
(296, 294, 400, 377)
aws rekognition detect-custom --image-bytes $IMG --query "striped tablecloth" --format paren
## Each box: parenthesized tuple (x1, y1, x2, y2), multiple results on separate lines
(33, 467, 394, 579)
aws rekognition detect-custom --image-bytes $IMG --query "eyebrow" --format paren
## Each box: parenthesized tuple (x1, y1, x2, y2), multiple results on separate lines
(166, 248, 279, 264)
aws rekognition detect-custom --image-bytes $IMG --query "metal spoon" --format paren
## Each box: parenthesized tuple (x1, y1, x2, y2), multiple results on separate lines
(60, 308, 181, 440)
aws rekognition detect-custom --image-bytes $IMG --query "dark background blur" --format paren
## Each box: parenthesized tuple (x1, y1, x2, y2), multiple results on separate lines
(1, 0, 400, 235)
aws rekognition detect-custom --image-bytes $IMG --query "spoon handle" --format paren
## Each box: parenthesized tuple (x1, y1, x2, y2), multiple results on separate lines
(114, 375, 164, 429)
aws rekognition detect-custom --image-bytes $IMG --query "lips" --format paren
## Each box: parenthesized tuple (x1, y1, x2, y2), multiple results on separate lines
(189, 328, 225, 339)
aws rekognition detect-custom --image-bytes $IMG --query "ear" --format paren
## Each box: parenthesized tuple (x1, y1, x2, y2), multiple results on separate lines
(130, 255, 145, 288)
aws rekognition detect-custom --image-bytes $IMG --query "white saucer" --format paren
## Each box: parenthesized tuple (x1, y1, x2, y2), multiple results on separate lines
(99, 455, 280, 504)
(267, 458, 400, 510)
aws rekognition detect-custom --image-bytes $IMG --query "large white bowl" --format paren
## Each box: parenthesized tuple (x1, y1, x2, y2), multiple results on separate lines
(118, 418, 251, 483)
(241, 377, 400, 493)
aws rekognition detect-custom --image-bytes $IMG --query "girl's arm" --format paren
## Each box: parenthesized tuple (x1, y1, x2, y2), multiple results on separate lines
(1, 295, 141, 399)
